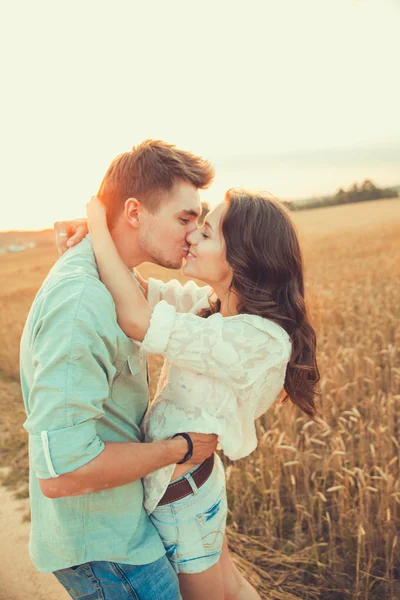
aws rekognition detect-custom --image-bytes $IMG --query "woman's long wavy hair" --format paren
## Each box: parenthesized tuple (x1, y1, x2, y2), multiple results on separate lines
(199, 188, 319, 420)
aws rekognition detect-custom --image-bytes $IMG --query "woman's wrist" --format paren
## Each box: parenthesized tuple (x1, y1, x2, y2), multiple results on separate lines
(88, 218, 108, 233)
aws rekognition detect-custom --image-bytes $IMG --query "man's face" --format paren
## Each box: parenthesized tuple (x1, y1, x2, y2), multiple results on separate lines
(138, 180, 202, 269)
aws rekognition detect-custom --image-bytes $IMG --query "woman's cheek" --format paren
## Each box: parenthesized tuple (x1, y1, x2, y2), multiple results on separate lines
(206, 249, 222, 279)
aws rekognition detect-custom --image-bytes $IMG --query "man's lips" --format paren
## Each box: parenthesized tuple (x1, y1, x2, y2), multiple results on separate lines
(181, 246, 196, 258)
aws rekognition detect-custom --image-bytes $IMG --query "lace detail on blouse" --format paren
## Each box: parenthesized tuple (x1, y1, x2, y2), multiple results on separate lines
(147, 277, 211, 313)
(141, 279, 292, 513)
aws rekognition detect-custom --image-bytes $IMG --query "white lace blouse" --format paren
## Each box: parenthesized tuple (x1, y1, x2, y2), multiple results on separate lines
(141, 278, 292, 513)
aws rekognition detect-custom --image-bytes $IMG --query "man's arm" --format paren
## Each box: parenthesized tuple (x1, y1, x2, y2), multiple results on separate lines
(39, 433, 216, 499)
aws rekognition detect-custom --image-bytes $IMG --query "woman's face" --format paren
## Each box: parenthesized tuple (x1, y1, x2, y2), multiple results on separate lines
(182, 203, 232, 288)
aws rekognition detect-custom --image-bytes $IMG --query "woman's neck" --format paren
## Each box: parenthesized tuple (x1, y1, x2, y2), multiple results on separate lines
(216, 287, 240, 317)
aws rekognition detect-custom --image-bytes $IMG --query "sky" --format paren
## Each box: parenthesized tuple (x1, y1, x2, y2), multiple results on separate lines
(0, 0, 399, 230)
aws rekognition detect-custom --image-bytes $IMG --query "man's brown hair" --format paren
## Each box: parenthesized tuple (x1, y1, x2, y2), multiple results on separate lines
(97, 140, 215, 224)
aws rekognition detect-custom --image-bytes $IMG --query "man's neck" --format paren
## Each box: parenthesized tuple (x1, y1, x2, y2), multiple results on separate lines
(110, 223, 146, 270)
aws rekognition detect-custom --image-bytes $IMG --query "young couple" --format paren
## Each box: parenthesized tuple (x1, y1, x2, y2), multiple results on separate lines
(20, 140, 319, 600)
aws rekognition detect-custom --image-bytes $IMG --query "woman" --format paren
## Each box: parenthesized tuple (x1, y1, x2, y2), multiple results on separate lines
(58, 189, 319, 600)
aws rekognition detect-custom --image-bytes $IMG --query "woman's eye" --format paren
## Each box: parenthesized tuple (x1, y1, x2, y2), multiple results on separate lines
(201, 233, 209, 239)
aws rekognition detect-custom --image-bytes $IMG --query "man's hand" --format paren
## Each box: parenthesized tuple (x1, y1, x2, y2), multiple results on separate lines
(54, 218, 88, 256)
(184, 433, 218, 465)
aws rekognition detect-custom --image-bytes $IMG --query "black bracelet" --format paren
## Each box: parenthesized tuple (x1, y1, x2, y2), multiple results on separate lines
(172, 433, 193, 464)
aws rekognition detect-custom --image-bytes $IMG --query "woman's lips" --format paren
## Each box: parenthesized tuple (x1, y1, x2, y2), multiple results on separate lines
(186, 250, 196, 260)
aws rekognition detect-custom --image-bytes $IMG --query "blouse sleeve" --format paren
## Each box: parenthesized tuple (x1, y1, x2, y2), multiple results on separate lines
(141, 300, 291, 388)
(147, 278, 211, 313)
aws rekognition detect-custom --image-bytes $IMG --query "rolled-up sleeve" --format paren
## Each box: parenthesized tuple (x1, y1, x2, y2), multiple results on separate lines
(23, 276, 117, 479)
(29, 422, 104, 479)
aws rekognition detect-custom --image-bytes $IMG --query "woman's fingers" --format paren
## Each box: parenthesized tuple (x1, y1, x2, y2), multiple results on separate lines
(67, 223, 89, 247)
(54, 221, 70, 256)
(54, 219, 88, 256)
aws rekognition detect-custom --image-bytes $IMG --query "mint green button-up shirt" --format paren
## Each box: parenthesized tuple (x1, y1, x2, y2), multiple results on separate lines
(20, 237, 165, 573)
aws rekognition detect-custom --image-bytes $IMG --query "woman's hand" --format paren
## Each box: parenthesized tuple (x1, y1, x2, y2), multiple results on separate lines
(54, 219, 88, 256)
(86, 196, 107, 229)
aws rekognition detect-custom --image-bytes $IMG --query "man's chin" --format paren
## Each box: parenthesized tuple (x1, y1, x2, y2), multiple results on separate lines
(157, 257, 184, 270)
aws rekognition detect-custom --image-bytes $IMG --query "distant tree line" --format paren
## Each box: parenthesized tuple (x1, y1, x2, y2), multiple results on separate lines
(285, 180, 399, 211)
(201, 181, 398, 216)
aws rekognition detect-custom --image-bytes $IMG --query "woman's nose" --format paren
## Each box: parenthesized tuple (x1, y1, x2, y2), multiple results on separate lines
(186, 230, 198, 245)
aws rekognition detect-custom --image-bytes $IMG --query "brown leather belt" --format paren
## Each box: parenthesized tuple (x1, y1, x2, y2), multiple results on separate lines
(157, 453, 215, 506)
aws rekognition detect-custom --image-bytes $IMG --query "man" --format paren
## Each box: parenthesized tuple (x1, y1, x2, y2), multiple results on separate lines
(20, 140, 218, 599)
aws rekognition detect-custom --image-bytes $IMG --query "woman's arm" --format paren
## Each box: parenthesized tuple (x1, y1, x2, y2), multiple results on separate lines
(86, 197, 151, 341)
(53, 214, 210, 311)
(54, 217, 153, 296)
(141, 301, 292, 385)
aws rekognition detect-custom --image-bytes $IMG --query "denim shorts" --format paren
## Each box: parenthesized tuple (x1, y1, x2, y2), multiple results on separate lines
(149, 453, 228, 574)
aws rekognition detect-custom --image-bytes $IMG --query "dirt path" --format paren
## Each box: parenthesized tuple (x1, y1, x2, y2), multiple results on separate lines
(0, 485, 69, 600)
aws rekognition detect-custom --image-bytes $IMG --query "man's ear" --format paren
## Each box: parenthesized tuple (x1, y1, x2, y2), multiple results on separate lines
(124, 198, 141, 229)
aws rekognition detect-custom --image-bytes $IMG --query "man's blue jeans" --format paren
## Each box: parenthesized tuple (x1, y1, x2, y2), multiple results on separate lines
(53, 554, 182, 599)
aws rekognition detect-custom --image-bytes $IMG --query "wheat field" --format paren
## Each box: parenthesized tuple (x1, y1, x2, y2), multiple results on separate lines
(0, 198, 399, 599)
